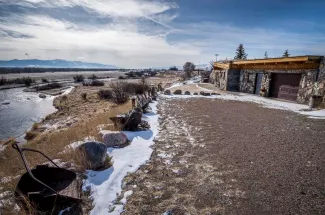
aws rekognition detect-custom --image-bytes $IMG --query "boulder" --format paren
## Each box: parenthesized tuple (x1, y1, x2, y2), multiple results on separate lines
(173, 89, 182, 95)
(102, 131, 128, 147)
(211, 92, 220, 96)
(77, 141, 107, 170)
(164, 89, 171, 95)
(39, 94, 47, 99)
(124, 108, 143, 131)
(184, 91, 191, 95)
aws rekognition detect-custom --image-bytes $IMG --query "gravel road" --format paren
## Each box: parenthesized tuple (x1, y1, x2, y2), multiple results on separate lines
(122, 97, 325, 215)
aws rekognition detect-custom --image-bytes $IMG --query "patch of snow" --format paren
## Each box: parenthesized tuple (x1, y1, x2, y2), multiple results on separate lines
(61, 87, 74, 95)
(120, 190, 133, 204)
(84, 101, 159, 215)
(196, 83, 213, 91)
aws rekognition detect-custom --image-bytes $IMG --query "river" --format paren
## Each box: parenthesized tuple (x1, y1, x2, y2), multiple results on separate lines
(0, 88, 57, 140)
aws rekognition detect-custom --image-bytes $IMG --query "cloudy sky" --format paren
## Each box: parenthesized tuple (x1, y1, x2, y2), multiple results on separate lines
(0, 0, 325, 68)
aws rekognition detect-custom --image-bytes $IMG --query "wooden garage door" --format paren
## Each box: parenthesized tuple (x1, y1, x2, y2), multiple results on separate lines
(270, 73, 301, 101)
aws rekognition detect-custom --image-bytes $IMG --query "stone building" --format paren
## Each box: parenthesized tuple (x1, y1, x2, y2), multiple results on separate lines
(210, 56, 325, 107)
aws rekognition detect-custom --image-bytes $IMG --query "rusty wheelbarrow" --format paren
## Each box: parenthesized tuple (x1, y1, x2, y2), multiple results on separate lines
(12, 143, 82, 213)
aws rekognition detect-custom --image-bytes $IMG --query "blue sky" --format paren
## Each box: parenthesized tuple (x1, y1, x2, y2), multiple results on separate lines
(0, 0, 324, 68)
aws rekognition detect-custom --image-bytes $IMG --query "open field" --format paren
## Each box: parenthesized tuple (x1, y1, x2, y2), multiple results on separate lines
(121, 97, 325, 214)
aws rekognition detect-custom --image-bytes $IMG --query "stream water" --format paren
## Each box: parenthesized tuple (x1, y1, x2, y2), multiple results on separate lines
(0, 88, 56, 140)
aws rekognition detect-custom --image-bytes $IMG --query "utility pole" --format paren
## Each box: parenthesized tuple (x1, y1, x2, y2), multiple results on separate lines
(215, 54, 219, 62)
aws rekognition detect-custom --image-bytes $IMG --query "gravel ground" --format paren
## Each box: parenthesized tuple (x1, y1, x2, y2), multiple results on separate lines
(121, 97, 325, 215)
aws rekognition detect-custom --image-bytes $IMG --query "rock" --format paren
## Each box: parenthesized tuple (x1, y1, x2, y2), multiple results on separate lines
(102, 131, 128, 147)
(39, 94, 46, 99)
(193, 93, 198, 95)
(173, 89, 182, 95)
(124, 108, 143, 131)
(184, 91, 191, 95)
(77, 141, 107, 170)
(211, 92, 220, 95)
(164, 89, 171, 95)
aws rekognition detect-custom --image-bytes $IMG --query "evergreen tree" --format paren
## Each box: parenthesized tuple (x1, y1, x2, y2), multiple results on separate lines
(264, 51, 268, 59)
(283, 49, 290, 57)
(234, 44, 248, 60)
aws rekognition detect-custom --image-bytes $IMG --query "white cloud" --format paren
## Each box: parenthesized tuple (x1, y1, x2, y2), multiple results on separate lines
(0, 0, 324, 67)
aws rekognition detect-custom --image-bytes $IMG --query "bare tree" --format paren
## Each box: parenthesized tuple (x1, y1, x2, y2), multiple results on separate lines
(183, 62, 195, 80)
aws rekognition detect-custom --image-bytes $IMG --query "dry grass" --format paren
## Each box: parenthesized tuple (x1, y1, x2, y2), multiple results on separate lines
(0, 86, 132, 214)
(24, 131, 38, 140)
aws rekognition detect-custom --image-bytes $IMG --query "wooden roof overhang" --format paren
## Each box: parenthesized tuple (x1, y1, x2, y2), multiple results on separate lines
(214, 56, 322, 71)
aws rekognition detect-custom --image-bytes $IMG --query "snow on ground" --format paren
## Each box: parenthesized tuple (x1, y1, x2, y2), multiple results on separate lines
(84, 101, 159, 215)
(61, 86, 74, 95)
(166, 76, 201, 90)
(162, 84, 325, 119)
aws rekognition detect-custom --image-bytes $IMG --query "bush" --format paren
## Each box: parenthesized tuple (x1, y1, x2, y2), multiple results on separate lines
(73, 75, 85, 82)
(25, 131, 38, 140)
(36, 82, 62, 91)
(109, 81, 130, 104)
(118, 76, 126, 80)
(98, 89, 113, 100)
(0, 76, 35, 86)
(125, 82, 149, 95)
(185, 91, 191, 95)
(91, 80, 105, 86)
(81, 92, 87, 100)
(173, 89, 182, 95)
(89, 74, 98, 80)
(42, 78, 49, 83)
(22, 77, 34, 86)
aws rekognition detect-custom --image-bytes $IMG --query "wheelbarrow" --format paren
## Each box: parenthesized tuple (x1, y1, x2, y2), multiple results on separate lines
(12, 143, 82, 213)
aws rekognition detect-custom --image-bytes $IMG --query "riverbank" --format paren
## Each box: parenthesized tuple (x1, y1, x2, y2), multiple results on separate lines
(0, 76, 177, 214)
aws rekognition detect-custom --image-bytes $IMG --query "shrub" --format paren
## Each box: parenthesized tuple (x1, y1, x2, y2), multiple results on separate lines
(22, 77, 34, 86)
(73, 75, 85, 82)
(0, 76, 35, 86)
(118, 76, 126, 80)
(98, 89, 113, 100)
(185, 91, 191, 95)
(36, 82, 62, 91)
(91, 80, 105, 86)
(25, 131, 38, 140)
(42, 78, 49, 83)
(109, 81, 130, 104)
(173, 89, 182, 95)
(81, 92, 87, 100)
(193, 92, 198, 95)
(89, 74, 98, 80)
(31, 122, 39, 131)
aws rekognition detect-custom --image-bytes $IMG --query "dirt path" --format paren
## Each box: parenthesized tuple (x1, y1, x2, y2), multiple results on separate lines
(122, 97, 325, 215)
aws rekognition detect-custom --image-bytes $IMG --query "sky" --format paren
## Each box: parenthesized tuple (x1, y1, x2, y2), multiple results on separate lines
(0, 0, 324, 68)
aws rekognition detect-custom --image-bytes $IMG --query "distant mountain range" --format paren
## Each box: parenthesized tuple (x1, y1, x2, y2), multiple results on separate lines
(0, 59, 117, 69)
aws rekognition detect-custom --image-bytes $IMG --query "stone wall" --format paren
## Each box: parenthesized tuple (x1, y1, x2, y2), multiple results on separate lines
(239, 70, 258, 94)
(297, 70, 317, 104)
(209, 70, 227, 90)
(261, 72, 271, 97)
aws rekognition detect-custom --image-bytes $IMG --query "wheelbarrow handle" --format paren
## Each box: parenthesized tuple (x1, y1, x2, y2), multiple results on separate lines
(12, 143, 58, 195)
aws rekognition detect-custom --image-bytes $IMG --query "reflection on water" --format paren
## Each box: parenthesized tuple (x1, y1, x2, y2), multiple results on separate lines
(0, 88, 56, 140)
